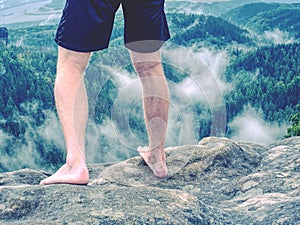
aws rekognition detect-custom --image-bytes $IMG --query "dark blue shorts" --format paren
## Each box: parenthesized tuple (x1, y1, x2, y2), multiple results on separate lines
(55, 0, 170, 53)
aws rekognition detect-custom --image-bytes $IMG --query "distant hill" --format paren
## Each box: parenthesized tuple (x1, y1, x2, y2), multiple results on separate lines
(222, 3, 280, 24)
(223, 3, 300, 38)
(0, 0, 263, 27)
(167, 13, 251, 47)
(6, 13, 252, 49)
(165, 0, 260, 16)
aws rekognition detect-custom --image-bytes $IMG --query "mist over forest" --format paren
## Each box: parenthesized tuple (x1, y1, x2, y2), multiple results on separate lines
(0, 0, 299, 173)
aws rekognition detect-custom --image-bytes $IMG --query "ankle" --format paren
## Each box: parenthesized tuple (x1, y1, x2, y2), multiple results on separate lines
(65, 157, 87, 169)
(148, 151, 166, 163)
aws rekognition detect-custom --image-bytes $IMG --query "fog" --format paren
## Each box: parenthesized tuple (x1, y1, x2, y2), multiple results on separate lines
(228, 106, 288, 145)
(0, 0, 293, 172)
(55, 44, 232, 166)
(0, 107, 65, 171)
(0, 42, 289, 171)
(264, 29, 295, 45)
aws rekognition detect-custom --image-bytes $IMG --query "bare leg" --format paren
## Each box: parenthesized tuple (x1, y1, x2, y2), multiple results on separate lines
(40, 47, 90, 185)
(130, 50, 169, 178)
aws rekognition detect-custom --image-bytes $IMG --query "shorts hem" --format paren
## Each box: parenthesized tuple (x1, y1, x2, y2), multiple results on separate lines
(125, 37, 170, 53)
(55, 39, 109, 53)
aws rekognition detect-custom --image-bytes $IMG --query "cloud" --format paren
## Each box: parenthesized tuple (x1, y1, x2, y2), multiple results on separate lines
(0, 102, 66, 173)
(264, 28, 294, 44)
(162, 46, 231, 137)
(84, 46, 221, 158)
(228, 106, 288, 145)
(36, 110, 65, 150)
(80, 44, 236, 163)
(163, 46, 231, 105)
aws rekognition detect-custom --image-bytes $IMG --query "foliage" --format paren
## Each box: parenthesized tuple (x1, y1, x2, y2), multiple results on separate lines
(0, 43, 65, 172)
(1, 10, 300, 172)
(222, 3, 281, 24)
(286, 105, 300, 137)
(225, 43, 300, 124)
(167, 13, 251, 47)
(223, 3, 300, 39)
(8, 25, 57, 48)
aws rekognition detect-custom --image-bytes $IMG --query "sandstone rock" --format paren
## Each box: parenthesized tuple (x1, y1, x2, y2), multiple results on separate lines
(0, 137, 299, 224)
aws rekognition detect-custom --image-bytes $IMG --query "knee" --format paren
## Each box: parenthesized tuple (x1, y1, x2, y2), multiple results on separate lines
(57, 59, 87, 77)
(54, 67, 84, 96)
(57, 47, 90, 76)
(133, 61, 161, 76)
(130, 50, 163, 77)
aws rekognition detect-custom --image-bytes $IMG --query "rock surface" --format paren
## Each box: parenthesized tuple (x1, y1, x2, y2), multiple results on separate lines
(0, 137, 299, 224)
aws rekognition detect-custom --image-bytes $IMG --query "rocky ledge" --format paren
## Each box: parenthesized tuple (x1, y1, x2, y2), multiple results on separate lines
(0, 137, 299, 224)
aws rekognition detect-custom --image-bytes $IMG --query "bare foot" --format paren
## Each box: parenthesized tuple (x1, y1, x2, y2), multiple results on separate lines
(137, 146, 168, 178)
(40, 163, 89, 185)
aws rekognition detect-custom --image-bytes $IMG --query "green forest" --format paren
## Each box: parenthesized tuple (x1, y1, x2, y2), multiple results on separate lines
(0, 3, 299, 172)
(225, 43, 300, 124)
(223, 2, 300, 38)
